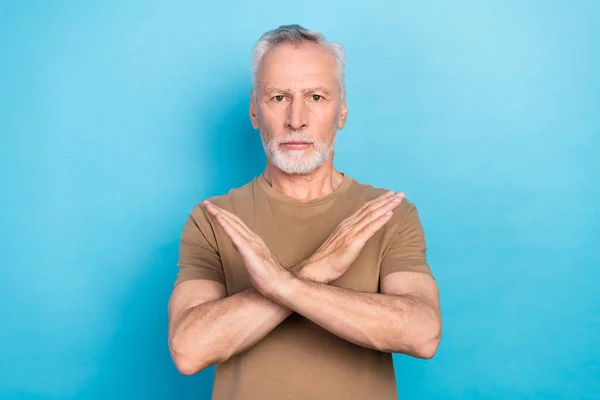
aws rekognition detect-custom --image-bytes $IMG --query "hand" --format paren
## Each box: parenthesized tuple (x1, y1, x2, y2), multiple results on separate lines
(301, 191, 405, 282)
(203, 201, 288, 297)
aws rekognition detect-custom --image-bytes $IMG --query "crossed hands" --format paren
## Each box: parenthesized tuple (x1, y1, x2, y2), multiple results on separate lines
(203, 190, 405, 298)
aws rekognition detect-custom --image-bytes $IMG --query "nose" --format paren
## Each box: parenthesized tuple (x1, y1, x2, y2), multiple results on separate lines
(285, 97, 309, 131)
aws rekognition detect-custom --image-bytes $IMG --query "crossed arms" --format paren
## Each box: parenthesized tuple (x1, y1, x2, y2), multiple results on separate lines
(167, 191, 442, 375)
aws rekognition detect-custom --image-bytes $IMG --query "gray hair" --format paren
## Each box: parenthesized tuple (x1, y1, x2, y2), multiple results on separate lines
(251, 24, 346, 98)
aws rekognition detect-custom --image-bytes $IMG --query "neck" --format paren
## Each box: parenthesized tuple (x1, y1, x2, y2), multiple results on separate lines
(262, 160, 345, 202)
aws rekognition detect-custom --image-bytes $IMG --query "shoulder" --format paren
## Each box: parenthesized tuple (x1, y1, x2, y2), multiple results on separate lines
(188, 178, 257, 222)
(349, 178, 418, 226)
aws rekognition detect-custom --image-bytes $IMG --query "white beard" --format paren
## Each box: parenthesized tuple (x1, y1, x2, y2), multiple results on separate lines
(263, 131, 336, 175)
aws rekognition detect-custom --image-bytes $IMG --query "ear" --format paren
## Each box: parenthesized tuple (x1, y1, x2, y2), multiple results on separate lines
(337, 93, 348, 129)
(249, 90, 259, 129)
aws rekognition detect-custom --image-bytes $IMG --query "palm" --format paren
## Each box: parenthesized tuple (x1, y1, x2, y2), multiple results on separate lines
(308, 191, 404, 281)
(237, 242, 280, 288)
(203, 201, 284, 295)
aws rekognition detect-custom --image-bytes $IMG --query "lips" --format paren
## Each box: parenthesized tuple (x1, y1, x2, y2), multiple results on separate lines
(281, 142, 313, 150)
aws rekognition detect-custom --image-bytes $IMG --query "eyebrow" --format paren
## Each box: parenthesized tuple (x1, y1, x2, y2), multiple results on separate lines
(264, 86, 332, 96)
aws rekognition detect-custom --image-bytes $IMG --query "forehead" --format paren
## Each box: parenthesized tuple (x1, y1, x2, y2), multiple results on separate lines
(257, 42, 338, 91)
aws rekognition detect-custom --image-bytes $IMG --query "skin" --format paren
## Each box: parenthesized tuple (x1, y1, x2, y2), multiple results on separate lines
(250, 40, 348, 200)
(168, 41, 442, 376)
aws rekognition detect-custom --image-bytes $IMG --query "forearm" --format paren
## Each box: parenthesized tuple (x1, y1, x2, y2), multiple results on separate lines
(171, 286, 290, 374)
(170, 264, 327, 374)
(270, 274, 442, 358)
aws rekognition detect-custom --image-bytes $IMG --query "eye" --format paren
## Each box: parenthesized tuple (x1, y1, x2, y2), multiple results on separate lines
(273, 95, 285, 102)
(311, 94, 323, 102)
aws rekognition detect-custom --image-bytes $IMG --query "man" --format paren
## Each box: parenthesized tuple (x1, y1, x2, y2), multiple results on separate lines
(168, 24, 442, 400)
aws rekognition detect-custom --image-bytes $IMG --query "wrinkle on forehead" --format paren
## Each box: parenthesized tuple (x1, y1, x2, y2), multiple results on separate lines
(264, 86, 333, 97)
(256, 42, 340, 97)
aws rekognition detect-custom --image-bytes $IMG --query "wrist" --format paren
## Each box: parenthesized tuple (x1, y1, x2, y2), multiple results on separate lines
(293, 260, 331, 283)
(264, 267, 297, 303)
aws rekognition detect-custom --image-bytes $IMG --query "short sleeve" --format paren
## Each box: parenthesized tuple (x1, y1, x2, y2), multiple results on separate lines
(173, 205, 225, 288)
(380, 204, 433, 281)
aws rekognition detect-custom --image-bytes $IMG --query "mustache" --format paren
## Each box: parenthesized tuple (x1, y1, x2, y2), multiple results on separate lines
(275, 132, 315, 144)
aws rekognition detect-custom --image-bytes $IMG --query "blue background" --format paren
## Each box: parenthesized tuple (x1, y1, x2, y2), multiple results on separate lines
(1, 1, 598, 399)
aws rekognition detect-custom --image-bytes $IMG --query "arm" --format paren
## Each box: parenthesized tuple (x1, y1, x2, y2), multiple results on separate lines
(168, 263, 330, 376)
(266, 269, 442, 359)
(265, 202, 442, 358)
(169, 191, 402, 375)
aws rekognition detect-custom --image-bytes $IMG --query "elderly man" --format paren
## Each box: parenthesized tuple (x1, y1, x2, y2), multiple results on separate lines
(168, 24, 442, 400)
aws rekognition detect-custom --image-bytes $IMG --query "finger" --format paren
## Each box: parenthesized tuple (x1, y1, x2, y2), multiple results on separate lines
(352, 193, 404, 232)
(212, 212, 248, 249)
(204, 201, 238, 221)
(346, 191, 396, 221)
(355, 209, 395, 242)
(204, 202, 271, 252)
(356, 191, 396, 213)
(350, 192, 404, 225)
(203, 200, 223, 219)
(206, 202, 255, 238)
(204, 201, 254, 239)
(207, 204, 277, 266)
(361, 191, 403, 216)
(204, 201, 253, 242)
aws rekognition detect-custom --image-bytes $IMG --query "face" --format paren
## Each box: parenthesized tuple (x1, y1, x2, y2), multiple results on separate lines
(250, 42, 348, 175)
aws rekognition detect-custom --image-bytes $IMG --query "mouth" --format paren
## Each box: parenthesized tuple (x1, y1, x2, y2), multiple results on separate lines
(280, 142, 313, 150)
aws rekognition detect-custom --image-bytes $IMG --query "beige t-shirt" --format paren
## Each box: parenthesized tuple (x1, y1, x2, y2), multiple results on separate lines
(174, 173, 433, 400)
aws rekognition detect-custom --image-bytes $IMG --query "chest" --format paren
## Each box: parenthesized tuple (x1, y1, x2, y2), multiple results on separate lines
(216, 208, 386, 296)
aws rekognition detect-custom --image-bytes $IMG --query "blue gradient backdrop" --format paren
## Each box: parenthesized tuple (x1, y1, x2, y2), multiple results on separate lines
(1, 1, 598, 399)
